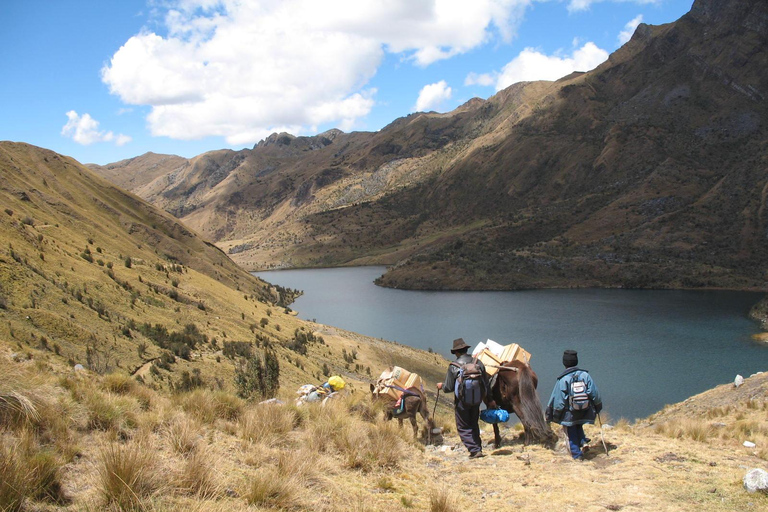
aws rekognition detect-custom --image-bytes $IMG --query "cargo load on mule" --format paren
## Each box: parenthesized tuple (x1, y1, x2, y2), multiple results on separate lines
(370, 366, 432, 439)
(470, 339, 555, 447)
(472, 339, 531, 376)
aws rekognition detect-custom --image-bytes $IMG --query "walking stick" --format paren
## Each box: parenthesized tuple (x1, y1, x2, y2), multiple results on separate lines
(597, 412, 609, 456)
(429, 387, 440, 445)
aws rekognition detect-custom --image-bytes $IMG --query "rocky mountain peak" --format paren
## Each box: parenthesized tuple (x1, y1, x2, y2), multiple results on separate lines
(689, 0, 768, 34)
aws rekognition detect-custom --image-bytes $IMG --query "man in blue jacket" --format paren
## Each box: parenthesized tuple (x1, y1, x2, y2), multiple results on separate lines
(545, 349, 602, 460)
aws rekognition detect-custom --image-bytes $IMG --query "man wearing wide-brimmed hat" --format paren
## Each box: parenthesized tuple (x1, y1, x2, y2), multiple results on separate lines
(437, 338, 495, 458)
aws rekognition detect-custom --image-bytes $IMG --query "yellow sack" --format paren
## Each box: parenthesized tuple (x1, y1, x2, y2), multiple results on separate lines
(328, 375, 346, 391)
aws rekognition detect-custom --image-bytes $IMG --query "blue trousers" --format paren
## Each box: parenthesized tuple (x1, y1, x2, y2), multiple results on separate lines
(455, 402, 482, 454)
(566, 424, 587, 459)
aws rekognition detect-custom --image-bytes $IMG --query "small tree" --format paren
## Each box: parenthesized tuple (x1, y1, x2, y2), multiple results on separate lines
(235, 350, 280, 400)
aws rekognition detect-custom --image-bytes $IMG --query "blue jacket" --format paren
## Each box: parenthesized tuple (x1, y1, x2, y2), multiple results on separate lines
(545, 367, 602, 426)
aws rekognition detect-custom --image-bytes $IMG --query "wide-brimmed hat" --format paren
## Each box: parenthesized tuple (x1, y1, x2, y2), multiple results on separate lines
(450, 338, 470, 353)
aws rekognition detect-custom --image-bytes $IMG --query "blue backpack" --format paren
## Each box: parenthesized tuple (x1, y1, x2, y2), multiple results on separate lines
(451, 357, 485, 406)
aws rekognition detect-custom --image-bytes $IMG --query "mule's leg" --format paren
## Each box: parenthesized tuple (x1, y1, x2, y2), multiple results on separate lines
(493, 423, 501, 449)
(410, 416, 418, 438)
(397, 418, 404, 429)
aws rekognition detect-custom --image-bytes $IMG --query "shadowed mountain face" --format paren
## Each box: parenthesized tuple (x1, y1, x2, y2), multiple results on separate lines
(90, 0, 768, 291)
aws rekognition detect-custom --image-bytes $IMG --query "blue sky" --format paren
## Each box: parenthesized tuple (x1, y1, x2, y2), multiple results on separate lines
(0, 0, 693, 165)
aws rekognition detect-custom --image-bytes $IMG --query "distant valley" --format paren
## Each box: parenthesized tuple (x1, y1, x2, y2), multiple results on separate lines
(90, 0, 768, 292)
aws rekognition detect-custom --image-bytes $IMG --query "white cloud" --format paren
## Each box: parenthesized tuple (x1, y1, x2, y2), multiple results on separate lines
(495, 42, 609, 90)
(465, 72, 497, 87)
(115, 134, 133, 146)
(61, 111, 131, 146)
(567, 0, 660, 14)
(618, 14, 644, 45)
(102, 0, 532, 145)
(414, 81, 453, 112)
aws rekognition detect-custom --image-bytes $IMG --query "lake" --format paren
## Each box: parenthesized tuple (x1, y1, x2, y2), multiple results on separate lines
(256, 266, 767, 420)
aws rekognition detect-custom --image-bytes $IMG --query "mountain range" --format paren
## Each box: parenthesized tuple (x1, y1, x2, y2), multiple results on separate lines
(89, 0, 768, 291)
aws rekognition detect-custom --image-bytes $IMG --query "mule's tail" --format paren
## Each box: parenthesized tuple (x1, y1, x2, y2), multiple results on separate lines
(517, 365, 552, 444)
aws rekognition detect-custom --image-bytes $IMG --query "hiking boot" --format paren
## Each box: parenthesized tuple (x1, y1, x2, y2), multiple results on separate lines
(469, 451, 486, 459)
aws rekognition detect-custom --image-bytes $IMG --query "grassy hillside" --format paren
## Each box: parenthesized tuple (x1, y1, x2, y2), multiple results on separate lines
(2, 347, 765, 511)
(0, 140, 447, 399)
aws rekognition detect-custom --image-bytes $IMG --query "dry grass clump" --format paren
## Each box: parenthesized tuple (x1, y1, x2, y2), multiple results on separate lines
(97, 442, 158, 510)
(244, 467, 302, 510)
(177, 389, 243, 424)
(166, 414, 203, 454)
(103, 372, 137, 394)
(0, 390, 40, 429)
(429, 486, 458, 512)
(334, 418, 406, 472)
(240, 403, 298, 445)
(0, 434, 68, 511)
(176, 446, 221, 499)
(274, 445, 326, 487)
(654, 418, 714, 442)
(300, 401, 350, 453)
(85, 390, 139, 433)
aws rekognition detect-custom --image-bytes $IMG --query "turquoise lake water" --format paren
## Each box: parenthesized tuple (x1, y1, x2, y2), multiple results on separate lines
(256, 266, 767, 420)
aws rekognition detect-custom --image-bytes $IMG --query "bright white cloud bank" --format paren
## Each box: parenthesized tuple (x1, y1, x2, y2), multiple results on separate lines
(494, 42, 609, 90)
(568, 0, 660, 13)
(102, 0, 531, 145)
(618, 14, 644, 45)
(414, 81, 453, 112)
(61, 111, 132, 146)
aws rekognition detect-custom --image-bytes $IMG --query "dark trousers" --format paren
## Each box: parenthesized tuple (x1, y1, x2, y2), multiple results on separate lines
(566, 424, 587, 459)
(455, 402, 482, 454)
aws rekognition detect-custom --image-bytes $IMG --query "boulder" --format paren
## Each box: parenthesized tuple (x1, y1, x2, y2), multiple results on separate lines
(734, 374, 744, 387)
(743, 468, 768, 494)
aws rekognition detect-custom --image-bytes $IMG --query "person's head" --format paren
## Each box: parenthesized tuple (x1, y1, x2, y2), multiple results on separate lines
(563, 349, 578, 368)
(450, 337, 470, 355)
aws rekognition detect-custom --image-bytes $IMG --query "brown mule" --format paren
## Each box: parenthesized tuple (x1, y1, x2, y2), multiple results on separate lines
(489, 360, 555, 447)
(370, 383, 433, 439)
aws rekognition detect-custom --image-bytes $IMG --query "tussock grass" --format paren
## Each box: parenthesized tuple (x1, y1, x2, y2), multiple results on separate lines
(654, 418, 714, 442)
(429, 486, 458, 512)
(300, 401, 349, 453)
(166, 414, 202, 455)
(0, 390, 39, 430)
(334, 419, 405, 472)
(85, 391, 139, 433)
(97, 442, 158, 510)
(275, 446, 323, 484)
(244, 468, 302, 510)
(0, 434, 68, 511)
(240, 402, 298, 446)
(177, 389, 243, 424)
(176, 446, 220, 499)
(104, 372, 137, 394)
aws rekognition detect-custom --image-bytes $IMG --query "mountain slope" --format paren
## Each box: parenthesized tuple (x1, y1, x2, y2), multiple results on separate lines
(0, 141, 446, 395)
(91, 0, 768, 291)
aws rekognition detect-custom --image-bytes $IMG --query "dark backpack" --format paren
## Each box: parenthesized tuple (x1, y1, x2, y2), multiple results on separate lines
(568, 372, 591, 411)
(450, 357, 485, 406)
